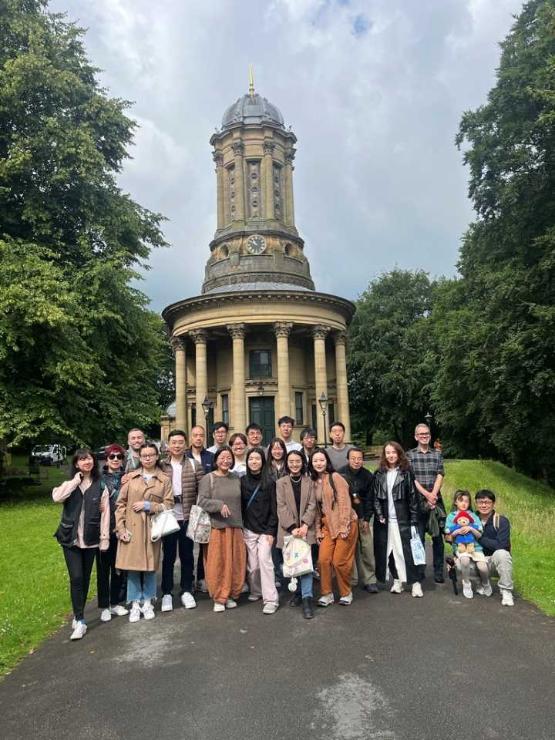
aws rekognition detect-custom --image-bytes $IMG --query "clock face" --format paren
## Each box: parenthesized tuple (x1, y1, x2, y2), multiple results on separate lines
(247, 234, 266, 255)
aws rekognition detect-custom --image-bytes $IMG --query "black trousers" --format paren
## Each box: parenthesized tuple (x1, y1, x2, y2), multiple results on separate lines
(161, 521, 195, 595)
(62, 546, 96, 621)
(96, 535, 127, 608)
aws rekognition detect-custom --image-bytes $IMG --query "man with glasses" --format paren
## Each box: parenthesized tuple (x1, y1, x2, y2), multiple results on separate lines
(474, 490, 514, 606)
(246, 423, 264, 449)
(300, 427, 317, 464)
(407, 423, 446, 583)
(207, 422, 229, 454)
(159, 429, 205, 612)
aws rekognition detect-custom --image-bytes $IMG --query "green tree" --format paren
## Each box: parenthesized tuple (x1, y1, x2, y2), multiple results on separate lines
(432, 0, 555, 480)
(347, 269, 437, 447)
(0, 0, 169, 447)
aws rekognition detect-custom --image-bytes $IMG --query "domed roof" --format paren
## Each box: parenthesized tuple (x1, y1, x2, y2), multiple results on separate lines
(222, 93, 285, 130)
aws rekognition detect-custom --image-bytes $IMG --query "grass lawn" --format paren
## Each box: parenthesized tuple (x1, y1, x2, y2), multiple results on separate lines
(0, 462, 83, 677)
(442, 460, 555, 617)
(1, 458, 553, 677)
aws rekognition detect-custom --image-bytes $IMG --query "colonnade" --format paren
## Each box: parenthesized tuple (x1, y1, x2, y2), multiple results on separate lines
(171, 323, 351, 442)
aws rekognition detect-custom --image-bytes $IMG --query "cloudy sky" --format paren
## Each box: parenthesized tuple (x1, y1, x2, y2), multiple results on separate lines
(51, 0, 524, 310)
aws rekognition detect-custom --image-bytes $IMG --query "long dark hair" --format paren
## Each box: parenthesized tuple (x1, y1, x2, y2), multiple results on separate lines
(308, 448, 338, 508)
(71, 448, 100, 481)
(268, 437, 287, 464)
(214, 445, 235, 469)
(378, 441, 410, 472)
(246, 447, 271, 487)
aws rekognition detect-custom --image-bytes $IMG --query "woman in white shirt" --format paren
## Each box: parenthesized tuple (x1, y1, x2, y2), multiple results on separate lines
(373, 441, 423, 597)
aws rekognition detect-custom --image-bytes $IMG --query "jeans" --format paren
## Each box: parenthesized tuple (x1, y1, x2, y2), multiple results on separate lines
(96, 534, 127, 608)
(62, 546, 97, 621)
(127, 571, 157, 602)
(161, 520, 194, 595)
(417, 519, 445, 579)
(296, 573, 313, 599)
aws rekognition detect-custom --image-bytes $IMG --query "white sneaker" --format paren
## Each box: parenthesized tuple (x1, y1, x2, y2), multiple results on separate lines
(100, 608, 112, 622)
(412, 583, 424, 598)
(72, 618, 78, 630)
(462, 580, 473, 599)
(181, 592, 197, 609)
(476, 583, 493, 597)
(70, 621, 87, 640)
(317, 593, 334, 607)
(248, 594, 261, 602)
(197, 579, 208, 593)
(390, 579, 403, 594)
(501, 590, 514, 606)
(110, 604, 129, 616)
(262, 602, 279, 615)
(142, 600, 155, 620)
(129, 602, 141, 623)
(161, 594, 173, 612)
(213, 602, 225, 613)
(225, 598, 237, 609)
(241, 583, 249, 594)
(339, 592, 353, 605)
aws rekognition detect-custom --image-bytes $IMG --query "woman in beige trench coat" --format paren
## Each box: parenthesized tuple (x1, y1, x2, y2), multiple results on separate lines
(115, 442, 173, 622)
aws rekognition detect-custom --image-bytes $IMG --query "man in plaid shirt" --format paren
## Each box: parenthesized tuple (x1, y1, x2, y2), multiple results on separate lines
(407, 423, 446, 583)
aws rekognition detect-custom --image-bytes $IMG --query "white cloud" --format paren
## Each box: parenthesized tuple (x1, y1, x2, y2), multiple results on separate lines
(50, 0, 524, 308)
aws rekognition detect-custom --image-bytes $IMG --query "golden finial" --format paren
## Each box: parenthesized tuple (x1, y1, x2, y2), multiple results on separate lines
(248, 65, 255, 97)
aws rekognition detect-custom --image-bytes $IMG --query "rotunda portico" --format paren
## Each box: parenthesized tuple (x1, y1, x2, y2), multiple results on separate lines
(162, 78, 355, 445)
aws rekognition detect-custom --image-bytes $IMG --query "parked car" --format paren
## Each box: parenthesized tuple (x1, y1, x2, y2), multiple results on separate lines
(30, 444, 67, 467)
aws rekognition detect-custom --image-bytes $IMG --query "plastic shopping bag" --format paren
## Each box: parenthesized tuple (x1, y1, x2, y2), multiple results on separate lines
(410, 526, 426, 566)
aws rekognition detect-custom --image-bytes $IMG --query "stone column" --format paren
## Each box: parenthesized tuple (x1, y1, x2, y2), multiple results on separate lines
(263, 141, 275, 221)
(227, 324, 246, 431)
(213, 151, 225, 229)
(190, 330, 208, 426)
(274, 322, 293, 419)
(284, 148, 296, 227)
(335, 331, 351, 441)
(232, 140, 245, 223)
(171, 336, 187, 433)
(312, 325, 330, 444)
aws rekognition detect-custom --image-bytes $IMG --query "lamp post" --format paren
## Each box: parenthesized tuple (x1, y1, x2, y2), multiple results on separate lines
(318, 392, 328, 447)
(424, 410, 433, 429)
(201, 395, 214, 432)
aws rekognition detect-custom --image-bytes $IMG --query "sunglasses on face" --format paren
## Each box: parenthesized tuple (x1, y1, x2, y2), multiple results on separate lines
(108, 453, 123, 460)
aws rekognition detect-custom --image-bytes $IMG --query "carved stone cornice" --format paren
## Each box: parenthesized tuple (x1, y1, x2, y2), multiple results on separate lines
(263, 141, 275, 155)
(232, 141, 244, 157)
(212, 151, 224, 166)
(312, 324, 330, 341)
(171, 336, 185, 354)
(227, 323, 246, 340)
(189, 329, 208, 345)
(285, 148, 296, 164)
(273, 321, 293, 339)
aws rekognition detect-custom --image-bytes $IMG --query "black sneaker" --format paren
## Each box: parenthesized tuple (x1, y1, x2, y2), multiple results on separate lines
(434, 575, 445, 584)
(364, 583, 379, 594)
(302, 597, 314, 619)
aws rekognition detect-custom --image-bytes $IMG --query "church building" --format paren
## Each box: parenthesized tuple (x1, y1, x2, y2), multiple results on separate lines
(162, 80, 355, 445)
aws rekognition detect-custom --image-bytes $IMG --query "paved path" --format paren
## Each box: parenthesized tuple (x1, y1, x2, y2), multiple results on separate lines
(1, 579, 554, 740)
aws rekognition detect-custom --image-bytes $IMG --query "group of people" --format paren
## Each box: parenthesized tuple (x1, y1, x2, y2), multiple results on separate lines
(52, 419, 515, 641)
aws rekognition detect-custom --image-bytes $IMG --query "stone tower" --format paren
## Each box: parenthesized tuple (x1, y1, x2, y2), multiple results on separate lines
(162, 80, 355, 445)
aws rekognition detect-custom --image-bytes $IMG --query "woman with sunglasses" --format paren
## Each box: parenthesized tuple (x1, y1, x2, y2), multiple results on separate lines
(197, 446, 246, 612)
(276, 450, 317, 619)
(115, 442, 174, 622)
(96, 444, 128, 622)
(53, 449, 110, 640)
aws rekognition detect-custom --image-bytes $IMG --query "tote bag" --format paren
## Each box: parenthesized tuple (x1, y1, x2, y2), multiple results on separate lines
(410, 526, 426, 566)
(186, 504, 211, 544)
(151, 508, 180, 542)
(282, 535, 313, 578)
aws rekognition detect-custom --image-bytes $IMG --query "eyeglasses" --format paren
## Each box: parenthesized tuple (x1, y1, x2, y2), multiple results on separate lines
(140, 453, 156, 459)
(108, 453, 123, 460)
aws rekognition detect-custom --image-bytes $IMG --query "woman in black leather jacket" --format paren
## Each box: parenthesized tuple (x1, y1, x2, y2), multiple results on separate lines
(373, 441, 423, 597)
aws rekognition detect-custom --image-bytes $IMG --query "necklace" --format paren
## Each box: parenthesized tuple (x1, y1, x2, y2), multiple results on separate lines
(290, 474, 302, 483)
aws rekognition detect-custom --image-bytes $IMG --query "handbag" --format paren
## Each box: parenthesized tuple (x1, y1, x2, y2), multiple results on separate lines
(151, 507, 180, 542)
(410, 525, 426, 566)
(186, 504, 211, 544)
(282, 535, 313, 578)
